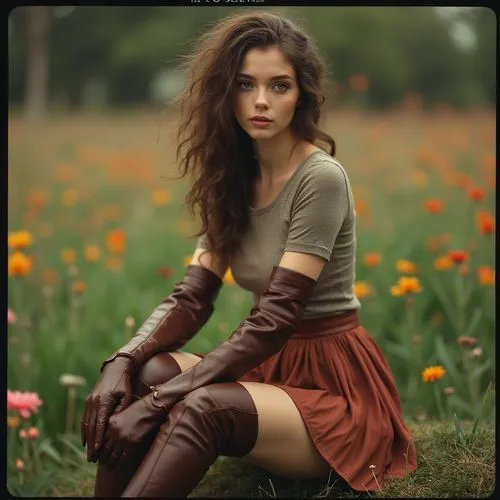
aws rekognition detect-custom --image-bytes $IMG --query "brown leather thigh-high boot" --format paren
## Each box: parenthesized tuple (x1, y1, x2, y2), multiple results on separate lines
(121, 382, 259, 498)
(93, 352, 182, 497)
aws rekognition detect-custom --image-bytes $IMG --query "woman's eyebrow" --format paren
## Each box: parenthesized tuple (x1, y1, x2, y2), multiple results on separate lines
(237, 73, 295, 82)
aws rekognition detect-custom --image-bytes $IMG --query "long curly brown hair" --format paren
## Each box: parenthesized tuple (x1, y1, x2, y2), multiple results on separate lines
(173, 11, 336, 265)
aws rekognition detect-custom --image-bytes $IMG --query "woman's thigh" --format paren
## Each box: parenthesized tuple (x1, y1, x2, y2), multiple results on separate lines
(168, 351, 203, 371)
(238, 381, 331, 479)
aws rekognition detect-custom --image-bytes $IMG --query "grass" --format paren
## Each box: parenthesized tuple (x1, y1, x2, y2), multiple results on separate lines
(46, 419, 495, 498)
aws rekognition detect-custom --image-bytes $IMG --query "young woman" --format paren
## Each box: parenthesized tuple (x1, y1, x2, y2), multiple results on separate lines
(81, 11, 417, 497)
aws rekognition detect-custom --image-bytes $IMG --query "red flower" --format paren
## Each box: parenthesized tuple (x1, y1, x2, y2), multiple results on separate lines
(467, 187, 485, 201)
(424, 198, 444, 214)
(448, 250, 469, 264)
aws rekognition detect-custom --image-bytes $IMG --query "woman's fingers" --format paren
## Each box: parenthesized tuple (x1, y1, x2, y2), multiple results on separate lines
(93, 401, 116, 459)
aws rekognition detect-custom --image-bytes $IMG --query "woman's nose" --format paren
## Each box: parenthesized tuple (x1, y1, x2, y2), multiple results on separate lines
(254, 88, 270, 108)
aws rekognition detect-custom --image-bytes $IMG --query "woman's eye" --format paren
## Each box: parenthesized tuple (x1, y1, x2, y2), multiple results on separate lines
(272, 82, 289, 92)
(237, 80, 253, 90)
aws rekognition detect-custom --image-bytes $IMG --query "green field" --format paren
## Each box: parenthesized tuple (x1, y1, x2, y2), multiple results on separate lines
(7, 107, 495, 496)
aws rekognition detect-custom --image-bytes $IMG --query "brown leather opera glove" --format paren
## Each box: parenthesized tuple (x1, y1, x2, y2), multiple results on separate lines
(148, 265, 316, 416)
(100, 264, 223, 374)
(96, 265, 316, 467)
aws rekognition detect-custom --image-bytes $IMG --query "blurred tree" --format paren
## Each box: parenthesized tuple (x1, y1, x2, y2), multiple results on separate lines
(7, 6, 497, 111)
(24, 6, 52, 120)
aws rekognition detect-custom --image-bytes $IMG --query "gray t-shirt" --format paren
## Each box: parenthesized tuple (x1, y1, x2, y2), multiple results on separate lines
(197, 150, 361, 318)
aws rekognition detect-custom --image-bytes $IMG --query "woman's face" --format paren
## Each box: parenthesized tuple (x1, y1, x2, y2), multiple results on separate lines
(233, 46, 300, 142)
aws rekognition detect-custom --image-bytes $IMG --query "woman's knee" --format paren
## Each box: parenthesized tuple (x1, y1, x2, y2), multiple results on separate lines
(132, 351, 201, 398)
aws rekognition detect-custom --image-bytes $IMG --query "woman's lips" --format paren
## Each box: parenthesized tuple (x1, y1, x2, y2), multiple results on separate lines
(250, 119, 273, 128)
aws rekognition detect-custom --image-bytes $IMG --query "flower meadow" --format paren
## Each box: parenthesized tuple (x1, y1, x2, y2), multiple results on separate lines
(7, 106, 495, 493)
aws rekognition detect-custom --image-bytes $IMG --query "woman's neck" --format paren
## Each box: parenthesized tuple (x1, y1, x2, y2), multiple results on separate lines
(253, 132, 302, 185)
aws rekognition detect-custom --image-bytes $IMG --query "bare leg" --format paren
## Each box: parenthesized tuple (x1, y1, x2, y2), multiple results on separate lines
(239, 382, 331, 479)
(93, 351, 201, 497)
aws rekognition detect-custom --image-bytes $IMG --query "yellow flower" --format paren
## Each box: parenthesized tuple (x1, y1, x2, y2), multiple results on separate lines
(396, 259, 417, 274)
(183, 255, 192, 267)
(8, 230, 34, 250)
(84, 245, 101, 263)
(421, 365, 445, 382)
(223, 268, 235, 285)
(390, 276, 422, 296)
(434, 255, 453, 271)
(353, 281, 374, 299)
(151, 189, 172, 207)
(61, 248, 77, 265)
(8, 252, 33, 277)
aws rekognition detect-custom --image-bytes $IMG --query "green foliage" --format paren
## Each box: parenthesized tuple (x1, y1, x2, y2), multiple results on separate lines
(8, 6, 495, 109)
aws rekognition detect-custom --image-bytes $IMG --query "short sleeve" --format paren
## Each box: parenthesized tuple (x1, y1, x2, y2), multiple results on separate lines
(284, 160, 349, 261)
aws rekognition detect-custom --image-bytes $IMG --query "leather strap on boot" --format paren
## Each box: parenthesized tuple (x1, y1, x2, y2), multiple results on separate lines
(101, 265, 223, 374)
(148, 265, 316, 416)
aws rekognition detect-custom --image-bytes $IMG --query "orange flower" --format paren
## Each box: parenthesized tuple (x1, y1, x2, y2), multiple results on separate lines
(363, 253, 381, 267)
(348, 74, 370, 92)
(8, 230, 34, 250)
(56, 164, 76, 182)
(61, 248, 77, 265)
(390, 276, 422, 296)
(61, 188, 79, 207)
(151, 189, 172, 207)
(426, 236, 441, 252)
(424, 198, 444, 214)
(477, 266, 495, 286)
(434, 255, 453, 271)
(157, 266, 173, 278)
(396, 259, 417, 274)
(8, 252, 33, 277)
(106, 229, 126, 254)
(38, 222, 54, 239)
(476, 210, 494, 234)
(353, 281, 374, 299)
(102, 204, 122, 222)
(223, 268, 235, 285)
(411, 169, 429, 187)
(72, 280, 86, 295)
(183, 255, 192, 267)
(7, 416, 20, 429)
(26, 189, 50, 212)
(467, 187, 485, 201)
(422, 365, 445, 382)
(42, 268, 60, 285)
(448, 250, 469, 264)
(84, 245, 101, 263)
(106, 256, 123, 271)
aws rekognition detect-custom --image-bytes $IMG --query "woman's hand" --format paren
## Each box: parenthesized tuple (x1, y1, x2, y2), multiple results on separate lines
(97, 392, 165, 470)
(81, 356, 135, 462)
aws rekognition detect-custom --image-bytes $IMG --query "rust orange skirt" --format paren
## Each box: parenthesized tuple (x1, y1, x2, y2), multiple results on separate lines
(237, 309, 418, 492)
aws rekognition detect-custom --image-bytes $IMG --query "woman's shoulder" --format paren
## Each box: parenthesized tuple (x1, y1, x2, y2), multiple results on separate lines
(299, 150, 350, 188)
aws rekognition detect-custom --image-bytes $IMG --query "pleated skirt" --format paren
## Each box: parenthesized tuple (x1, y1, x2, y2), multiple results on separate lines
(237, 309, 418, 492)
